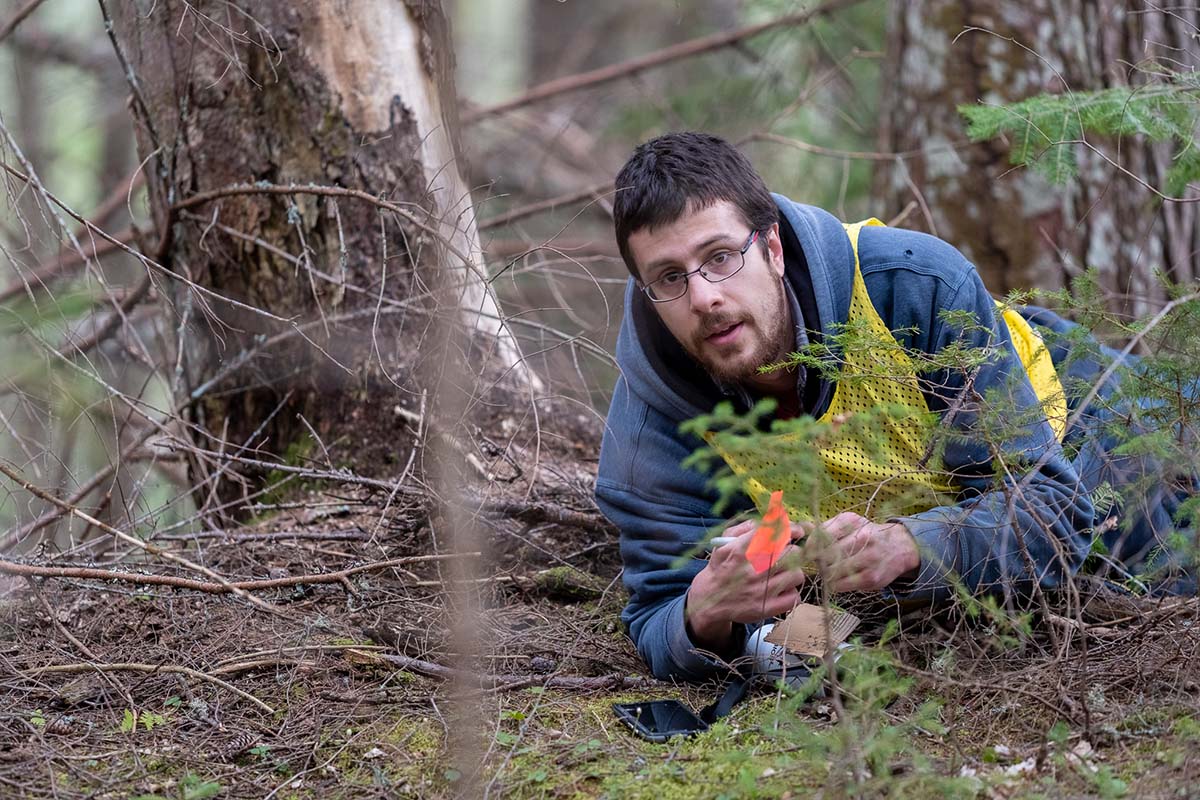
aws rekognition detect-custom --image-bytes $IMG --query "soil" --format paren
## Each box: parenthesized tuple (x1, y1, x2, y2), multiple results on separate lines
(2, 399, 1200, 799)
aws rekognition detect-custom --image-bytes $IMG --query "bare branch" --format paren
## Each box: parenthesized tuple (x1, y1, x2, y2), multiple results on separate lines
(462, 0, 864, 123)
(0, 0, 49, 44)
(0, 551, 480, 593)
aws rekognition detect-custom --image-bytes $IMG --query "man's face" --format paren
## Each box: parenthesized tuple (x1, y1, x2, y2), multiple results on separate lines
(627, 201, 792, 389)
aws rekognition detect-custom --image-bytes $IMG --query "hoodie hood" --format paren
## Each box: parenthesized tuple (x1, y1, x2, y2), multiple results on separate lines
(614, 195, 855, 423)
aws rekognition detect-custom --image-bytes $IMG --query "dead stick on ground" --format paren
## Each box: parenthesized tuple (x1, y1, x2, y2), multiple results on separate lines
(0, 552, 482, 594)
(22, 662, 275, 714)
(892, 662, 1081, 726)
(0, 461, 283, 616)
(360, 649, 656, 693)
(27, 578, 137, 711)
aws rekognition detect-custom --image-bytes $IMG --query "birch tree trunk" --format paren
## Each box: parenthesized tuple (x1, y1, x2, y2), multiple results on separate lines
(105, 0, 530, 506)
(874, 1, 1200, 317)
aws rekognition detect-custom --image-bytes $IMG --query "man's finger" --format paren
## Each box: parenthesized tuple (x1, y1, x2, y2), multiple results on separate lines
(764, 565, 807, 595)
(764, 590, 801, 618)
(822, 511, 869, 541)
(834, 529, 872, 559)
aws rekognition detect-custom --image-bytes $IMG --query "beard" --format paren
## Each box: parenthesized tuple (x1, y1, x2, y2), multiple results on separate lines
(685, 277, 793, 386)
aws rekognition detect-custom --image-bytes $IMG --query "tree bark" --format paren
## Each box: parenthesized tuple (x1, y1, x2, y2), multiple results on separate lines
(104, 0, 528, 508)
(874, 1, 1200, 317)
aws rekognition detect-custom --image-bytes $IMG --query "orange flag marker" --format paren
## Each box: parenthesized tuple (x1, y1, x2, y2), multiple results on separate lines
(745, 490, 790, 574)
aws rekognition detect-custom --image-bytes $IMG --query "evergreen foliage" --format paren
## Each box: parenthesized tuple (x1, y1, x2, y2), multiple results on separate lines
(958, 81, 1200, 194)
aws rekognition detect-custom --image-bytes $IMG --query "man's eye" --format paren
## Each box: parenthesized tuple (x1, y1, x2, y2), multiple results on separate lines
(707, 252, 733, 268)
(659, 272, 686, 286)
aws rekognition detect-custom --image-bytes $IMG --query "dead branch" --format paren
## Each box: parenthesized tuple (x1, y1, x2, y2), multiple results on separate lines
(0, 418, 161, 552)
(62, 273, 153, 359)
(360, 648, 656, 694)
(5, 28, 115, 73)
(480, 499, 616, 538)
(0, 226, 135, 306)
(22, 662, 275, 714)
(478, 181, 613, 231)
(154, 529, 370, 543)
(0, 0, 48, 44)
(0, 461, 283, 616)
(893, 661, 1082, 726)
(0, 552, 481, 594)
(462, 0, 864, 123)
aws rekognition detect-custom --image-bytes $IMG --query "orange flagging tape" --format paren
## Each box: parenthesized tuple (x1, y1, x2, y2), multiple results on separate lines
(745, 490, 790, 574)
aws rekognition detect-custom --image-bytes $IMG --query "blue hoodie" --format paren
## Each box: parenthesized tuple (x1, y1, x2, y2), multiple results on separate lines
(595, 196, 1163, 682)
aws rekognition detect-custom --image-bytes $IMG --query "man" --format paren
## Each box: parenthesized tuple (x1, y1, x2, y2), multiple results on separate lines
(595, 131, 1195, 682)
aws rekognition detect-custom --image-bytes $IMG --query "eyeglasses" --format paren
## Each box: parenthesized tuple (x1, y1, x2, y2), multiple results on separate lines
(640, 230, 760, 303)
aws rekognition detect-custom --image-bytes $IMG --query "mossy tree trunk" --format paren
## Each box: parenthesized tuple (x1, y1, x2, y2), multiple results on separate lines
(106, 0, 527, 510)
(873, 1, 1200, 317)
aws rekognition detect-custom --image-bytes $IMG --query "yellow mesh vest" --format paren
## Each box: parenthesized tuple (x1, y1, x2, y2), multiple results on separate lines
(708, 218, 1066, 523)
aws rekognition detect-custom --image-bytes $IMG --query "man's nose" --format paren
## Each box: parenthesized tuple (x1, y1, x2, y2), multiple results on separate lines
(687, 274, 723, 312)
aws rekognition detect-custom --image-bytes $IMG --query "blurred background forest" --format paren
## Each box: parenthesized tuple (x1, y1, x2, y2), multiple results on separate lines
(2, 0, 1197, 552)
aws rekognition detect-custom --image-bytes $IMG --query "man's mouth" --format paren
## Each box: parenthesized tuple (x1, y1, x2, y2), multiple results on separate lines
(705, 321, 743, 345)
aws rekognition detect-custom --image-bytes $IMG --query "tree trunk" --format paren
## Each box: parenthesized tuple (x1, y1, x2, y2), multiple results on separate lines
(105, 0, 528, 509)
(874, 1, 1200, 317)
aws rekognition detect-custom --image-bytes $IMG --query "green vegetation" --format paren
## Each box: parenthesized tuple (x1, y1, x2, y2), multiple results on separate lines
(960, 80, 1200, 193)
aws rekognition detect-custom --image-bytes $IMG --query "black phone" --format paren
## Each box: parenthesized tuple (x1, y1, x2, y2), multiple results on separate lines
(612, 700, 709, 742)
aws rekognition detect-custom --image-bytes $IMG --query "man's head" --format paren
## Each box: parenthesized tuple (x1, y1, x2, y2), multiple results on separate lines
(613, 132, 792, 391)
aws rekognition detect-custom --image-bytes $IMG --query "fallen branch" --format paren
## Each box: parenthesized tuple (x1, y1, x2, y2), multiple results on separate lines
(481, 499, 616, 538)
(462, 0, 862, 123)
(22, 662, 275, 714)
(892, 662, 1082, 726)
(359, 649, 655, 693)
(0, 461, 282, 616)
(154, 529, 370, 543)
(0, 552, 481, 594)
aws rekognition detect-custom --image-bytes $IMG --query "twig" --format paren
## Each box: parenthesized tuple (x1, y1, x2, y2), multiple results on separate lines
(462, 0, 864, 123)
(22, 662, 275, 714)
(153, 529, 370, 543)
(62, 273, 153, 359)
(0, 226, 136, 305)
(0, 461, 284, 616)
(892, 661, 1081, 725)
(0, 552, 480, 593)
(480, 499, 616, 537)
(0, 414, 162, 551)
(360, 649, 655, 693)
(26, 578, 137, 710)
(0, 0, 48, 44)
(208, 658, 319, 676)
(478, 182, 612, 231)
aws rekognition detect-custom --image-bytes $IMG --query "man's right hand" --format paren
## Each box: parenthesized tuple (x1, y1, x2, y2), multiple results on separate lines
(684, 520, 808, 652)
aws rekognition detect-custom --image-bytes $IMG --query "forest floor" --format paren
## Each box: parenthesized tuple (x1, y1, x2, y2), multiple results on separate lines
(2, 401, 1200, 799)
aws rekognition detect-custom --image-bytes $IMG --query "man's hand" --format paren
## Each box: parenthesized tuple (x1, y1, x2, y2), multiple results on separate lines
(685, 520, 808, 652)
(799, 512, 920, 592)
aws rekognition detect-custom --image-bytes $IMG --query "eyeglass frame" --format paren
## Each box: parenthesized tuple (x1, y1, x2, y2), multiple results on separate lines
(638, 229, 762, 303)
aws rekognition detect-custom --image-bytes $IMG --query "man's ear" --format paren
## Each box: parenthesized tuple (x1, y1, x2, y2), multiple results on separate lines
(766, 222, 785, 277)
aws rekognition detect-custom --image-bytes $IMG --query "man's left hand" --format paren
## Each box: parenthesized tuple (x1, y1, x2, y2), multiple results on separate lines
(798, 512, 920, 592)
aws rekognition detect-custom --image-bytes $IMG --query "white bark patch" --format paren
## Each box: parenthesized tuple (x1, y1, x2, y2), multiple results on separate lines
(305, 1, 536, 387)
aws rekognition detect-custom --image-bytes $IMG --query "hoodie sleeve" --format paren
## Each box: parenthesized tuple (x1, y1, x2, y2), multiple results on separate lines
(861, 235, 1094, 603)
(595, 377, 752, 682)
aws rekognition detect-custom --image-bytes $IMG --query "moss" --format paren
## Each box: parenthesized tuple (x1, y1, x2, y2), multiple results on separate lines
(531, 566, 610, 602)
(483, 691, 829, 800)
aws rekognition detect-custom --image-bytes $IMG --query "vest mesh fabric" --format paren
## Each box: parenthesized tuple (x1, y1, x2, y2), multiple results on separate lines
(709, 218, 1065, 524)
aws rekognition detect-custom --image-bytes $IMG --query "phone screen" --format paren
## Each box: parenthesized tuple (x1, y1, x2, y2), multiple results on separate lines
(613, 700, 708, 741)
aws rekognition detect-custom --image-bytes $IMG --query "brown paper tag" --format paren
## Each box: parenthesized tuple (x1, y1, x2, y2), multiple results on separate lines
(763, 603, 860, 657)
